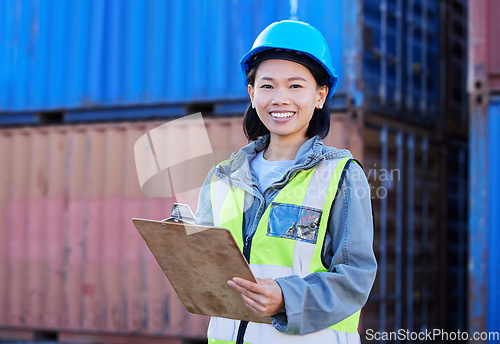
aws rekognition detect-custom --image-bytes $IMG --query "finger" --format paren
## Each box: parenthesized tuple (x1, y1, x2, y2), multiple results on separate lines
(242, 294, 265, 315)
(227, 280, 248, 294)
(233, 277, 264, 294)
(232, 277, 256, 289)
(241, 289, 265, 307)
(244, 301, 262, 315)
(253, 278, 280, 296)
(243, 294, 279, 317)
(228, 280, 262, 303)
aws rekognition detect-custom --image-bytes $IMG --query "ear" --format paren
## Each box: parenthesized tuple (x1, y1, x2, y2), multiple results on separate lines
(248, 84, 255, 104)
(317, 85, 328, 105)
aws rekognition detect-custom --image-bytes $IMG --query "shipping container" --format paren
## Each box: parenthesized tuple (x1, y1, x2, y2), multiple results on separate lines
(468, 97, 500, 342)
(468, 0, 500, 92)
(468, 0, 500, 340)
(0, 117, 248, 343)
(355, 117, 471, 344)
(443, 135, 468, 334)
(361, 0, 441, 118)
(359, 115, 447, 337)
(0, 0, 345, 113)
(442, 0, 468, 133)
(0, 0, 450, 124)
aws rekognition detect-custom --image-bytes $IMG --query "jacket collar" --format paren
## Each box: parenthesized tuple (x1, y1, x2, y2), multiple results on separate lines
(216, 134, 352, 188)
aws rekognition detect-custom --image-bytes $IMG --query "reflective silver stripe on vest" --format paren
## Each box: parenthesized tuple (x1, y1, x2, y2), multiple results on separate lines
(208, 319, 360, 344)
(207, 317, 239, 342)
(250, 264, 293, 279)
(212, 178, 231, 227)
(293, 159, 343, 278)
(243, 322, 360, 344)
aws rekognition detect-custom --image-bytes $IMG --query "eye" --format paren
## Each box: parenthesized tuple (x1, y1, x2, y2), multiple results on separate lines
(260, 84, 273, 89)
(290, 84, 303, 89)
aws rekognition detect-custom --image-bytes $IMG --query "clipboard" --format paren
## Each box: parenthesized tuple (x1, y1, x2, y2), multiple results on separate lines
(132, 218, 272, 324)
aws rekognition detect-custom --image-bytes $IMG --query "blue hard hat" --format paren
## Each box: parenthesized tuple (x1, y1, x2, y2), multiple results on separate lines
(240, 20, 338, 100)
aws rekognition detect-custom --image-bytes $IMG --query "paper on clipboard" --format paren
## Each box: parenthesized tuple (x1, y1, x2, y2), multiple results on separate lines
(132, 218, 272, 324)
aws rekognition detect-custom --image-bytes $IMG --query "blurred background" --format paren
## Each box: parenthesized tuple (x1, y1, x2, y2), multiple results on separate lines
(0, 0, 498, 343)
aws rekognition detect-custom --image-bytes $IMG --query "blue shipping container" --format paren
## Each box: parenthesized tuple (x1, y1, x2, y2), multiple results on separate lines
(487, 98, 500, 335)
(0, 0, 441, 120)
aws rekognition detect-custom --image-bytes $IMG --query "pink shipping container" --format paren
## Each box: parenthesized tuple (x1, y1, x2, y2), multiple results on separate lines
(469, 0, 500, 92)
(0, 117, 246, 343)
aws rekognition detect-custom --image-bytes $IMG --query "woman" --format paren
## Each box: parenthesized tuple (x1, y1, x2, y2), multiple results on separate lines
(195, 20, 377, 344)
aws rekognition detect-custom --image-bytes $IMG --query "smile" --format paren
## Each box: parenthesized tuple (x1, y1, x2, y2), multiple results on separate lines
(269, 111, 296, 119)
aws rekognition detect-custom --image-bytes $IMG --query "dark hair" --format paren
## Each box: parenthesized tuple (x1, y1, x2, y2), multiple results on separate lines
(243, 61, 331, 141)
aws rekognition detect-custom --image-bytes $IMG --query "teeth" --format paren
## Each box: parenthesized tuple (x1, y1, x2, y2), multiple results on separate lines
(270, 112, 295, 118)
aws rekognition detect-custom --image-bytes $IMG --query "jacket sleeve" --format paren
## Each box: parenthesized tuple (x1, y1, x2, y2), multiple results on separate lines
(272, 162, 378, 335)
(194, 166, 215, 227)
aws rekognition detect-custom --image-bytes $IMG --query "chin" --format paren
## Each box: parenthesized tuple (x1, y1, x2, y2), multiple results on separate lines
(269, 129, 305, 138)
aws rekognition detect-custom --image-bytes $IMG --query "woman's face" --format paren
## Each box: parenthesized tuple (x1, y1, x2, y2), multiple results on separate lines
(248, 59, 327, 142)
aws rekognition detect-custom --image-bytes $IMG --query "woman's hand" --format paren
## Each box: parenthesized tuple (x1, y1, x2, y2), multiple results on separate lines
(227, 277, 286, 316)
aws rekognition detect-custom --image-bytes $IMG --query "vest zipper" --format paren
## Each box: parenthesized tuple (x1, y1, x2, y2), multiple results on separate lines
(243, 235, 252, 261)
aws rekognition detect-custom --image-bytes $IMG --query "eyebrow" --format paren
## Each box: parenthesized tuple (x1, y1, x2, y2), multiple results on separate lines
(258, 76, 308, 82)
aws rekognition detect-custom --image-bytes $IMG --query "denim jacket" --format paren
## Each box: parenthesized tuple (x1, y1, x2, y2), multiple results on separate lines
(195, 135, 377, 335)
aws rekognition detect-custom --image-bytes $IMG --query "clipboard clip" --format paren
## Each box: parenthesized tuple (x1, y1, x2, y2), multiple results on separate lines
(161, 203, 208, 235)
(162, 203, 196, 224)
(161, 216, 186, 223)
(160, 217, 209, 235)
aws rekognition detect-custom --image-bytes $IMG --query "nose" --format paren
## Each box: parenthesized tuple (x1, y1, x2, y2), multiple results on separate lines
(271, 87, 291, 105)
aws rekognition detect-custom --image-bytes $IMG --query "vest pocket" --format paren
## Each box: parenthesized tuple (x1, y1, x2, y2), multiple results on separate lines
(267, 202, 322, 244)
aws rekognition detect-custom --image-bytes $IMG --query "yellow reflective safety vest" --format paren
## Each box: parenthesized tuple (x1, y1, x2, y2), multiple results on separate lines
(208, 156, 361, 344)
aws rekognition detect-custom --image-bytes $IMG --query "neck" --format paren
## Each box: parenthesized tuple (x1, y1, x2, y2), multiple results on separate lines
(264, 133, 308, 161)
